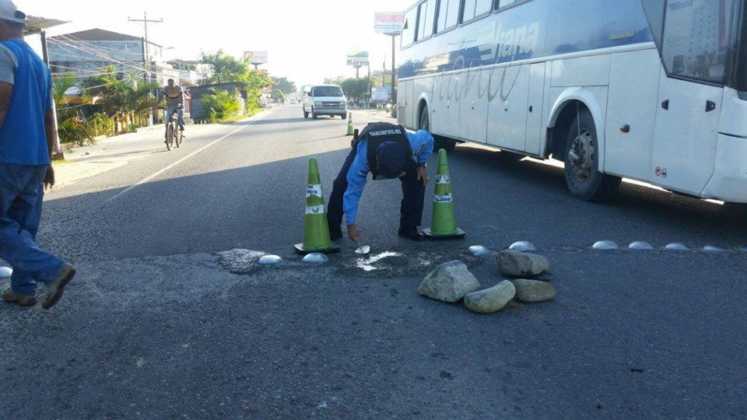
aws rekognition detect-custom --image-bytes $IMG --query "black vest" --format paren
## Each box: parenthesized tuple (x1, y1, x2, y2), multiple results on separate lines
(359, 122, 413, 180)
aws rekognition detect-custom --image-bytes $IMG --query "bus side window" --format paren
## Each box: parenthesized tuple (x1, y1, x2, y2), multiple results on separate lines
(436, 0, 449, 33)
(475, 0, 492, 16)
(462, 0, 476, 23)
(415, 2, 427, 42)
(495, 0, 518, 9)
(445, 0, 461, 29)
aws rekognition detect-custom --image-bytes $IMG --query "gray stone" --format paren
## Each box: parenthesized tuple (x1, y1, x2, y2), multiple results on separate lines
(464, 281, 516, 314)
(512, 279, 557, 303)
(418, 261, 481, 303)
(0, 266, 12, 279)
(497, 251, 550, 278)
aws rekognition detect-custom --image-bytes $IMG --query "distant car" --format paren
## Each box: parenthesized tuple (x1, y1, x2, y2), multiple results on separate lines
(303, 85, 348, 119)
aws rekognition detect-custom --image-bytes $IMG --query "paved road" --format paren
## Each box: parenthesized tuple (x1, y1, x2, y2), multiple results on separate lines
(1, 105, 745, 419)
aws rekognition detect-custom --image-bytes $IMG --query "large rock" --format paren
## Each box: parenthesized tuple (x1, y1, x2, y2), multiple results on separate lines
(418, 261, 481, 303)
(498, 251, 550, 278)
(217, 249, 266, 274)
(512, 279, 556, 303)
(464, 281, 516, 314)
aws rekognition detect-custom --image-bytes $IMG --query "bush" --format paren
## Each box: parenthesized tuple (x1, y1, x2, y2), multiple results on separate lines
(88, 112, 115, 137)
(58, 115, 95, 146)
(202, 90, 242, 123)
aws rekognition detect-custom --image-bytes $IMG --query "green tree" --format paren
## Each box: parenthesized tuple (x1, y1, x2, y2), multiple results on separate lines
(340, 78, 370, 101)
(271, 77, 296, 95)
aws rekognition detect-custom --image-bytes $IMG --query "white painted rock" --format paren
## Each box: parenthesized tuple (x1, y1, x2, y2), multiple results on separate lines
(512, 279, 557, 303)
(418, 261, 481, 303)
(0, 266, 12, 278)
(464, 281, 516, 314)
(664, 243, 689, 251)
(258, 255, 283, 265)
(508, 241, 537, 252)
(468, 245, 491, 257)
(355, 245, 371, 256)
(592, 240, 619, 251)
(303, 253, 329, 264)
(703, 245, 724, 253)
(497, 251, 550, 278)
(629, 241, 654, 251)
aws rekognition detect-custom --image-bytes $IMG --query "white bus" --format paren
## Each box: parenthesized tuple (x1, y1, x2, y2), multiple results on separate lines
(397, 0, 747, 208)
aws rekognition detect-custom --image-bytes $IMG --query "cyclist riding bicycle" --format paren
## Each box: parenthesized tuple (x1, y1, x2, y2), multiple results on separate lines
(162, 79, 189, 135)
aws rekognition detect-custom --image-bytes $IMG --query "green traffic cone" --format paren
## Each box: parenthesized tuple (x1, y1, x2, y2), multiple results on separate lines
(346, 112, 354, 136)
(424, 149, 466, 240)
(294, 159, 340, 254)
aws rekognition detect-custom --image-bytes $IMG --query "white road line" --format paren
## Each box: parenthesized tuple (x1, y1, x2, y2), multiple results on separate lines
(106, 113, 268, 203)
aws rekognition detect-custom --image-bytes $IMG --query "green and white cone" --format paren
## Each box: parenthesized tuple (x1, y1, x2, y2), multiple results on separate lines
(294, 159, 340, 254)
(424, 149, 466, 240)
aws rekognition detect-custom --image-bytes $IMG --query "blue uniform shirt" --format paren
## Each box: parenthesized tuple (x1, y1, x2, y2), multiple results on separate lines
(0, 39, 53, 166)
(343, 129, 434, 225)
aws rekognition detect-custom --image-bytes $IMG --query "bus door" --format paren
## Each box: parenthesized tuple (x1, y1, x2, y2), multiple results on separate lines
(459, 67, 489, 142)
(650, 0, 733, 195)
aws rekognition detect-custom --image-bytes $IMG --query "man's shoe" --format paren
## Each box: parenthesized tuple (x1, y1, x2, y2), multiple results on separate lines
(2, 289, 37, 307)
(398, 229, 426, 242)
(42, 264, 76, 310)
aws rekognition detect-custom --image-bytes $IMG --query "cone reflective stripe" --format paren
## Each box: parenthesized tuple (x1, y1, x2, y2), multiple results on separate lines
(424, 149, 466, 240)
(347, 112, 354, 136)
(295, 159, 340, 254)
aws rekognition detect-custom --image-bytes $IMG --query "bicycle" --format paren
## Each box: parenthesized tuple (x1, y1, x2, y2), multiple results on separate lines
(164, 107, 183, 151)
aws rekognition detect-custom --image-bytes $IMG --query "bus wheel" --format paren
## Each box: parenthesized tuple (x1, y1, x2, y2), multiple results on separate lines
(420, 106, 455, 152)
(563, 109, 621, 201)
(724, 202, 747, 218)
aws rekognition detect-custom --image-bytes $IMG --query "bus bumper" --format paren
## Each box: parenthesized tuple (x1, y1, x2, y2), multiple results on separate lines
(702, 134, 747, 203)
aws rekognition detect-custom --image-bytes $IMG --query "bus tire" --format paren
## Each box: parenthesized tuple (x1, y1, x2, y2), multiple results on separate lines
(563, 109, 621, 202)
(724, 202, 747, 218)
(419, 106, 456, 152)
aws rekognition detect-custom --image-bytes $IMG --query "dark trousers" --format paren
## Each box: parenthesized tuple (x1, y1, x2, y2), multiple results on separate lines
(327, 148, 425, 234)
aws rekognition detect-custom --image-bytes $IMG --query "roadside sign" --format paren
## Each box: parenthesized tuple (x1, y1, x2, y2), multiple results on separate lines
(244, 50, 269, 65)
(374, 12, 404, 35)
(347, 51, 369, 66)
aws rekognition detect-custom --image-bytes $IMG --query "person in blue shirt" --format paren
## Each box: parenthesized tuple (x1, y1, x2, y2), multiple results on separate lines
(0, 1, 76, 309)
(327, 122, 434, 242)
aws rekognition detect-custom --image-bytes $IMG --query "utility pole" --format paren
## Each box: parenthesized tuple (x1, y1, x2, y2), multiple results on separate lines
(391, 34, 397, 116)
(129, 12, 163, 125)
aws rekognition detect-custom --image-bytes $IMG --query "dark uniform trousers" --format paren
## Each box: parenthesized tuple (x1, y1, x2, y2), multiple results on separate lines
(327, 146, 426, 236)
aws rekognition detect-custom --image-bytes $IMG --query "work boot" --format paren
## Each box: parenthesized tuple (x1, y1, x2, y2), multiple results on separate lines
(398, 228, 426, 242)
(2, 289, 37, 307)
(42, 264, 76, 310)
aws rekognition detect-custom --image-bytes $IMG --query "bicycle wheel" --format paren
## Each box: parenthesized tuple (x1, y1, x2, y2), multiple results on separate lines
(165, 124, 173, 151)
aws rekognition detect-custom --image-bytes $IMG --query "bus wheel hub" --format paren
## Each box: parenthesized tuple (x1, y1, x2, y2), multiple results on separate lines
(569, 131, 594, 181)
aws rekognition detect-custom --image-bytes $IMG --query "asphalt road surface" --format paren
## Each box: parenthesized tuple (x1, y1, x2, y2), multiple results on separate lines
(1, 105, 745, 419)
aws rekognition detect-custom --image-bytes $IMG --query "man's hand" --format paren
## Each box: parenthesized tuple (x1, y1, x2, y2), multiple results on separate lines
(44, 165, 55, 190)
(347, 224, 361, 242)
(417, 166, 429, 186)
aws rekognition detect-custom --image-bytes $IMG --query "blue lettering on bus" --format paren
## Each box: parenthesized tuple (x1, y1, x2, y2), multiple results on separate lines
(399, 0, 653, 79)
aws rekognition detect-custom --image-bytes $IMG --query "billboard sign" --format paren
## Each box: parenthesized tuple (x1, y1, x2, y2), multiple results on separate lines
(244, 50, 269, 65)
(374, 12, 405, 35)
(347, 51, 369, 67)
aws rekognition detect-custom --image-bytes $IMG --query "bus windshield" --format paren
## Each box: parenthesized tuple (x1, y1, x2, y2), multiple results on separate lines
(646, 0, 743, 86)
(312, 86, 343, 97)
